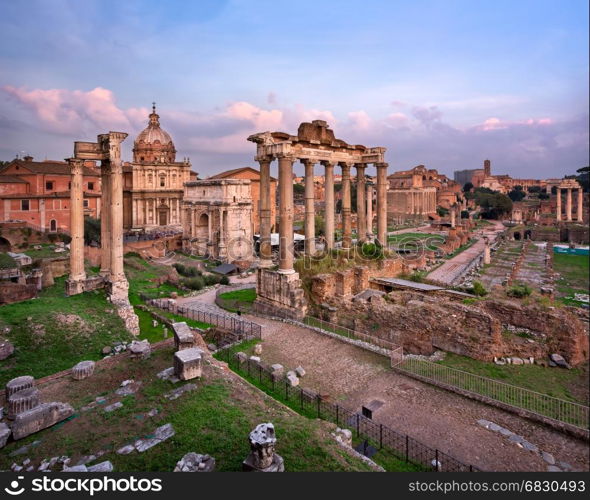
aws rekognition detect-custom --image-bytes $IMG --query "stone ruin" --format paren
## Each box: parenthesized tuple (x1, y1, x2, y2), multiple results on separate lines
(172, 321, 196, 350)
(242, 422, 284, 472)
(0, 375, 74, 447)
(72, 360, 95, 380)
(174, 348, 203, 381)
(174, 452, 215, 472)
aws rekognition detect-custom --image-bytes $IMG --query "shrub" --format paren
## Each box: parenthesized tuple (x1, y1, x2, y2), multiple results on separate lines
(471, 281, 488, 297)
(507, 283, 532, 298)
(182, 276, 205, 290)
(124, 251, 141, 258)
(204, 274, 221, 286)
(220, 275, 230, 285)
(174, 263, 201, 277)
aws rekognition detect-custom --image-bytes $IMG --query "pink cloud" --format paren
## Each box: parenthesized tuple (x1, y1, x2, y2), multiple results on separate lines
(475, 116, 554, 132)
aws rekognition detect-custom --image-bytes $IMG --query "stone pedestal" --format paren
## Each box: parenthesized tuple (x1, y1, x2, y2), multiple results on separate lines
(242, 423, 284, 472)
(253, 268, 307, 320)
(174, 348, 203, 380)
(12, 402, 74, 440)
(172, 322, 195, 350)
(129, 339, 151, 359)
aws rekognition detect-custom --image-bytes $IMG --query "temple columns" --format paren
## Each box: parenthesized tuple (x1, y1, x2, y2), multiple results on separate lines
(67, 158, 86, 291)
(556, 188, 562, 221)
(323, 162, 335, 250)
(99, 164, 112, 277)
(376, 162, 388, 245)
(577, 189, 584, 222)
(109, 160, 125, 283)
(451, 206, 456, 228)
(340, 162, 352, 251)
(303, 159, 315, 256)
(258, 156, 273, 267)
(356, 164, 366, 243)
(566, 188, 572, 221)
(278, 154, 295, 273)
(366, 183, 373, 238)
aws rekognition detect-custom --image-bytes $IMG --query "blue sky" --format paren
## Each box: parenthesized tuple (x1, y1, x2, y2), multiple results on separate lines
(0, 0, 588, 178)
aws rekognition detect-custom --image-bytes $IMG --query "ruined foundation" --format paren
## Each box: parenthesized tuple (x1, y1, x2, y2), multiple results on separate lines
(253, 268, 307, 321)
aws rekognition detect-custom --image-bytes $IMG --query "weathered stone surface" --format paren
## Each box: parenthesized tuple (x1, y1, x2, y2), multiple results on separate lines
(8, 387, 41, 420)
(253, 344, 262, 355)
(115, 380, 141, 396)
(174, 452, 215, 472)
(235, 352, 247, 364)
(499, 427, 513, 437)
(104, 402, 123, 412)
(164, 383, 197, 401)
(134, 424, 175, 453)
(75, 455, 96, 466)
(522, 441, 538, 453)
(286, 373, 299, 387)
(249, 355, 261, 364)
(116, 445, 135, 455)
(295, 366, 306, 377)
(12, 402, 74, 440)
(63, 464, 88, 472)
(88, 461, 113, 472)
(477, 419, 491, 428)
(172, 322, 195, 351)
(243, 423, 284, 472)
(334, 427, 352, 447)
(549, 353, 570, 369)
(128, 340, 151, 359)
(542, 451, 556, 465)
(6, 376, 35, 398)
(71, 360, 95, 380)
(174, 348, 203, 381)
(547, 465, 562, 472)
(0, 340, 14, 360)
(0, 422, 11, 448)
(101, 346, 112, 355)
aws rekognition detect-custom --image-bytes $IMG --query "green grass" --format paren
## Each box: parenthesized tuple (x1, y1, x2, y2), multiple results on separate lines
(0, 252, 17, 269)
(437, 353, 588, 405)
(0, 277, 131, 386)
(387, 232, 444, 251)
(553, 253, 589, 307)
(217, 288, 256, 313)
(23, 244, 69, 259)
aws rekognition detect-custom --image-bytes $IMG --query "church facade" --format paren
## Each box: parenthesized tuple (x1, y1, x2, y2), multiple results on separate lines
(123, 105, 193, 230)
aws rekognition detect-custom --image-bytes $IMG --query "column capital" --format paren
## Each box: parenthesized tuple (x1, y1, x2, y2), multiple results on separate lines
(339, 162, 352, 173)
(321, 160, 335, 169)
(255, 155, 274, 164)
(276, 152, 296, 162)
(300, 158, 316, 166)
(375, 162, 389, 169)
(66, 157, 84, 173)
(354, 163, 367, 170)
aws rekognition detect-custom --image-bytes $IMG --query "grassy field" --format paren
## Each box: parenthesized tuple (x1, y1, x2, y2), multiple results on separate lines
(387, 232, 444, 251)
(553, 253, 589, 307)
(437, 353, 589, 405)
(23, 243, 69, 259)
(217, 288, 257, 313)
(0, 277, 131, 386)
(0, 346, 374, 472)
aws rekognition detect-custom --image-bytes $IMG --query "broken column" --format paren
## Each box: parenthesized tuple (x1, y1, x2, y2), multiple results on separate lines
(566, 188, 572, 221)
(129, 339, 151, 359)
(258, 155, 273, 267)
(174, 347, 203, 380)
(556, 188, 562, 221)
(174, 453, 215, 472)
(172, 322, 195, 350)
(8, 387, 41, 420)
(71, 360, 95, 380)
(12, 402, 74, 440)
(483, 238, 491, 265)
(242, 423, 284, 472)
(366, 182, 374, 239)
(6, 376, 35, 398)
(278, 154, 295, 273)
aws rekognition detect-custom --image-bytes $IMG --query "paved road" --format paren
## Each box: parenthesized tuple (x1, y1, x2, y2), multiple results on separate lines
(427, 221, 505, 285)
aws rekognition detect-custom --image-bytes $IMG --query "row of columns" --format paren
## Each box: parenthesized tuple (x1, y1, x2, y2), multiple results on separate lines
(556, 188, 583, 222)
(257, 155, 388, 273)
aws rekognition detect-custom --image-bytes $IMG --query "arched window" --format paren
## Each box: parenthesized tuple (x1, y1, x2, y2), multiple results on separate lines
(50, 219, 57, 232)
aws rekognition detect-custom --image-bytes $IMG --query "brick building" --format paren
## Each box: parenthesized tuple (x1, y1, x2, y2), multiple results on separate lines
(0, 156, 101, 233)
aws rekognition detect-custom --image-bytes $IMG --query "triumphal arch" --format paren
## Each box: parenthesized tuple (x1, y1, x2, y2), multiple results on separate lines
(65, 132, 139, 335)
(248, 120, 388, 320)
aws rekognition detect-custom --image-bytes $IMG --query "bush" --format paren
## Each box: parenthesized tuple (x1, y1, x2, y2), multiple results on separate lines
(507, 284, 532, 298)
(471, 281, 488, 297)
(174, 263, 201, 277)
(360, 242, 383, 260)
(220, 275, 230, 285)
(204, 274, 221, 286)
(182, 276, 205, 290)
(124, 251, 141, 258)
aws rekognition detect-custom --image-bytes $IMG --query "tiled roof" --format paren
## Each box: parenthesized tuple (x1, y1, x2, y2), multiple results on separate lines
(3, 159, 99, 176)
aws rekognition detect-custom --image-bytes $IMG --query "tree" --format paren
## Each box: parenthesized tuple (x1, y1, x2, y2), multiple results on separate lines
(460, 210, 469, 219)
(437, 206, 449, 217)
(84, 217, 101, 245)
(527, 186, 541, 193)
(474, 190, 513, 219)
(293, 183, 305, 195)
(508, 185, 526, 202)
(463, 182, 473, 193)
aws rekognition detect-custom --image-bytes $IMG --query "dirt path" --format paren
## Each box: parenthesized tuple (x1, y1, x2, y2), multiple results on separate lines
(246, 315, 589, 472)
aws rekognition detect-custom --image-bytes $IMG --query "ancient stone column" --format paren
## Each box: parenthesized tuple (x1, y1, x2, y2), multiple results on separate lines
(366, 183, 373, 238)
(341, 162, 352, 251)
(356, 164, 366, 243)
(218, 208, 226, 259)
(100, 163, 111, 277)
(323, 162, 335, 250)
(577, 188, 584, 222)
(302, 159, 315, 256)
(278, 154, 295, 273)
(67, 158, 86, 294)
(376, 162, 388, 245)
(566, 188, 572, 221)
(483, 238, 491, 265)
(258, 156, 273, 267)
(556, 188, 562, 221)
(450, 206, 456, 228)
(109, 159, 125, 283)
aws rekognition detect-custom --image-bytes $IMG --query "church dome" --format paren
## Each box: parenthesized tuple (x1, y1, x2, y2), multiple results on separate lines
(133, 103, 176, 164)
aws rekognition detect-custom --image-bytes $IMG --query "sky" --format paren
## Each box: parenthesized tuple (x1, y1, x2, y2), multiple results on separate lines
(0, 0, 588, 179)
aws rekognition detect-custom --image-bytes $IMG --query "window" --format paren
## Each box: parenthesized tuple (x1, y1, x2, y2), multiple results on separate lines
(160, 176, 165, 187)
(68, 182, 71, 190)
(45, 181, 54, 190)
(21, 200, 30, 211)
(83, 199, 89, 208)
(88, 182, 94, 190)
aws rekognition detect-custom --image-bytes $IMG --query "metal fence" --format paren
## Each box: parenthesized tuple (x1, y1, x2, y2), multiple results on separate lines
(303, 316, 397, 353)
(217, 347, 480, 472)
(147, 298, 262, 339)
(397, 357, 589, 431)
